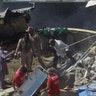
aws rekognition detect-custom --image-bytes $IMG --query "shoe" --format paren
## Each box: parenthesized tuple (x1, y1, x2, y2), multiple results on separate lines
(64, 86, 71, 90)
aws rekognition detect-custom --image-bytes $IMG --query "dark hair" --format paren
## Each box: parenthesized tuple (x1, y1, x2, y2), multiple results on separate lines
(47, 67, 56, 75)
(20, 66, 27, 73)
(49, 39, 55, 45)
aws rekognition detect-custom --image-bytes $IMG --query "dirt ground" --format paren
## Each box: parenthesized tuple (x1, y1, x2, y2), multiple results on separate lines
(0, 56, 50, 96)
(2, 53, 81, 96)
(6, 56, 49, 84)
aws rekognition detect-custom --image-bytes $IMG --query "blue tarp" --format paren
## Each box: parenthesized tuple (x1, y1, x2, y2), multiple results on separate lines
(78, 81, 96, 96)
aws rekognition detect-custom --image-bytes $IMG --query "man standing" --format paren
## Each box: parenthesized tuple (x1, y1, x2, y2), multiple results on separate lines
(49, 39, 69, 68)
(15, 33, 34, 72)
(26, 27, 46, 69)
(40, 67, 60, 96)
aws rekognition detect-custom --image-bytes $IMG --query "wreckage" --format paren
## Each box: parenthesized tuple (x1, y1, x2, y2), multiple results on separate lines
(1, 1, 96, 96)
(0, 5, 34, 43)
(12, 27, 96, 96)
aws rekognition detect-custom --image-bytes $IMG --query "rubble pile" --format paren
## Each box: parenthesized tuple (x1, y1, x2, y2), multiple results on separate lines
(58, 46, 96, 90)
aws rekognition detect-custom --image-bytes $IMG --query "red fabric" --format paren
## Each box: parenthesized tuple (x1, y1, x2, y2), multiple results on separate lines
(48, 94, 53, 96)
(47, 74, 60, 95)
(12, 67, 26, 88)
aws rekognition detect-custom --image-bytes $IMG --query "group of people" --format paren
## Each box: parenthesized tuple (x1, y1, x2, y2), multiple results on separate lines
(0, 26, 76, 96)
(0, 27, 45, 90)
(13, 27, 47, 92)
(15, 27, 46, 71)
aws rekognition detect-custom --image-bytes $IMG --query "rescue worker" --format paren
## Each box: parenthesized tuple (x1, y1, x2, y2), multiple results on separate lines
(49, 39, 76, 68)
(40, 67, 60, 96)
(26, 27, 47, 69)
(15, 33, 34, 71)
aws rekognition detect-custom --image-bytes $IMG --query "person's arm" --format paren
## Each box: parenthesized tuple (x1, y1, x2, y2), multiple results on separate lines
(1, 50, 15, 59)
(30, 40, 34, 53)
(40, 78, 51, 93)
(12, 78, 17, 92)
(38, 35, 43, 51)
(60, 41, 69, 51)
(40, 86, 49, 93)
(15, 39, 22, 55)
(13, 84, 17, 92)
(14, 39, 22, 58)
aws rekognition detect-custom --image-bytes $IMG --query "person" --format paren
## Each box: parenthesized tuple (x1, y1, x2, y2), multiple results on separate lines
(15, 33, 34, 71)
(49, 39, 70, 68)
(12, 66, 27, 92)
(0, 41, 14, 89)
(40, 67, 60, 96)
(26, 27, 47, 69)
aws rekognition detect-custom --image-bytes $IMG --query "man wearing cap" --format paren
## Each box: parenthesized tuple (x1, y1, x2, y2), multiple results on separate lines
(49, 39, 74, 68)
(26, 27, 47, 69)
(15, 33, 34, 72)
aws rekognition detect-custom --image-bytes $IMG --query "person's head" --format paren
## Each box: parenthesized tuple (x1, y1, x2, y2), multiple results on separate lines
(24, 33, 29, 42)
(0, 41, 9, 50)
(26, 27, 34, 36)
(49, 39, 55, 46)
(20, 66, 27, 74)
(47, 67, 56, 75)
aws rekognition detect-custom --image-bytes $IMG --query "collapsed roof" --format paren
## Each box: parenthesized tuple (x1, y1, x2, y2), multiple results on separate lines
(0, 7, 32, 43)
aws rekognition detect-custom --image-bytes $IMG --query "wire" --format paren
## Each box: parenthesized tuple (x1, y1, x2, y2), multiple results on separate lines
(68, 34, 96, 47)
(66, 41, 96, 73)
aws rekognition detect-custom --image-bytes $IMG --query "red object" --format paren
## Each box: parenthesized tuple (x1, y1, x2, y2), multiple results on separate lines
(12, 67, 26, 88)
(47, 74, 60, 95)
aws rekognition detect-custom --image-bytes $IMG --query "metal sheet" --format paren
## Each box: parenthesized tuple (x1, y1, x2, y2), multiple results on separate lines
(13, 67, 47, 96)
(85, 0, 96, 8)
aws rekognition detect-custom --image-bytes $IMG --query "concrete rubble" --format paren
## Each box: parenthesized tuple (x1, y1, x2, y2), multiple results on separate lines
(1, 45, 96, 96)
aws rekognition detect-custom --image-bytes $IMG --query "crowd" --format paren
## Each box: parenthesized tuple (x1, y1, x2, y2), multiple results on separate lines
(0, 26, 76, 96)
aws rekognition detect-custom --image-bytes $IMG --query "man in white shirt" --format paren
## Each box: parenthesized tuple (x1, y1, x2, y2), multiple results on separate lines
(49, 39, 69, 68)
(53, 39, 69, 58)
